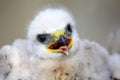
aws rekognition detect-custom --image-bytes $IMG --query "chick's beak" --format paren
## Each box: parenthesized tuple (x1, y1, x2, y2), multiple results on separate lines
(59, 35, 66, 45)
(46, 30, 73, 55)
(58, 35, 68, 52)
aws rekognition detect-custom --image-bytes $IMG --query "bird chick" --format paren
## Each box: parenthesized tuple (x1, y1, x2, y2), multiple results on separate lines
(108, 27, 120, 80)
(0, 8, 111, 80)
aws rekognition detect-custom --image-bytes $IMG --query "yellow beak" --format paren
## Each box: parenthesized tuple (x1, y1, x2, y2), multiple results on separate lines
(46, 29, 73, 55)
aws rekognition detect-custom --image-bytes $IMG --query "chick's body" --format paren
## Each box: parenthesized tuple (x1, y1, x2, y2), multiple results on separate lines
(0, 8, 111, 80)
(0, 39, 110, 80)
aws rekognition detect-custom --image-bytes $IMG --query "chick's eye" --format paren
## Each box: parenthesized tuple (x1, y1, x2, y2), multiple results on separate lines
(37, 34, 46, 42)
(37, 34, 52, 44)
(65, 23, 72, 36)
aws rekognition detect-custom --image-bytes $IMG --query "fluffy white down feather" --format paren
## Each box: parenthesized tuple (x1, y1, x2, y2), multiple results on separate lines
(0, 8, 111, 80)
(107, 27, 120, 79)
(108, 53, 120, 79)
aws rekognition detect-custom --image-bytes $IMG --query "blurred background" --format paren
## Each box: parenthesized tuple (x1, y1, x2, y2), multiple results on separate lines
(0, 0, 120, 50)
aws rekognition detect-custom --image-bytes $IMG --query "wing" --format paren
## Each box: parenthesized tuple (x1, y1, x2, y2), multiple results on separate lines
(0, 39, 32, 80)
(0, 45, 20, 80)
(108, 54, 120, 79)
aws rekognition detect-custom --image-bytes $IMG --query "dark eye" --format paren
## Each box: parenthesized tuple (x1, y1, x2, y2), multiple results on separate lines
(37, 34, 52, 44)
(65, 24, 72, 36)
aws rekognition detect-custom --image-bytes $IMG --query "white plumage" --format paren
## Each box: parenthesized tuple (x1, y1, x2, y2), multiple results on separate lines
(108, 28, 120, 79)
(0, 8, 112, 80)
(108, 53, 120, 79)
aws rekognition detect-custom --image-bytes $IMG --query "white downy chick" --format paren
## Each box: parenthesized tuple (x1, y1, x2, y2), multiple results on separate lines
(108, 27, 120, 80)
(0, 8, 111, 80)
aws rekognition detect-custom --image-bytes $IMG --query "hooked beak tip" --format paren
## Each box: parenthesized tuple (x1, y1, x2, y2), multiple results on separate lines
(60, 50, 69, 55)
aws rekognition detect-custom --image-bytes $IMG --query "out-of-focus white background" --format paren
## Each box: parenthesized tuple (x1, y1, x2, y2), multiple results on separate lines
(0, 0, 120, 48)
